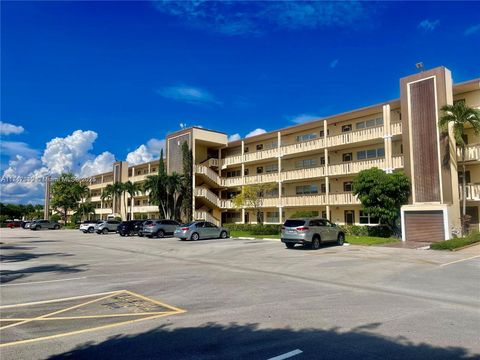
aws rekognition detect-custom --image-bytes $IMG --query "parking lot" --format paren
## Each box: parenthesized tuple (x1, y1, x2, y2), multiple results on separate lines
(1, 228, 479, 359)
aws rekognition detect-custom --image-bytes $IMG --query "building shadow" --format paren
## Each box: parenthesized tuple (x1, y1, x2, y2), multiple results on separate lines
(48, 322, 478, 360)
(0, 264, 87, 284)
(0, 252, 74, 263)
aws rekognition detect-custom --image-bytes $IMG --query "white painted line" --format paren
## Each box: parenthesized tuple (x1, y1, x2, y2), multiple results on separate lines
(0, 275, 109, 287)
(268, 349, 303, 360)
(439, 255, 480, 267)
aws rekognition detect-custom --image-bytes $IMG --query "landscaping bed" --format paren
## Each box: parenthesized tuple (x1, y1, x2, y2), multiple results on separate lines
(346, 236, 399, 246)
(430, 232, 480, 250)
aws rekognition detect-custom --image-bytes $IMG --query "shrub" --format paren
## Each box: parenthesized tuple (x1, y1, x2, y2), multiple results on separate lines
(223, 224, 281, 235)
(430, 232, 480, 250)
(50, 214, 61, 222)
(290, 211, 319, 219)
(338, 225, 393, 238)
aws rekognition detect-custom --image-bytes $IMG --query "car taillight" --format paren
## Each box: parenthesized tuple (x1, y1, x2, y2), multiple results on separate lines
(148, 224, 155, 227)
(296, 226, 309, 232)
(181, 227, 189, 231)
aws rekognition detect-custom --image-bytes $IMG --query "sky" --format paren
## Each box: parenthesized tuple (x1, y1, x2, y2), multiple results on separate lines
(1, 1, 479, 204)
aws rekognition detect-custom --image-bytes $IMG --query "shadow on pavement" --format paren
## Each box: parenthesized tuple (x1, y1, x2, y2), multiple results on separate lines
(0, 264, 88, 284)
(48, 322, 477, 360)
(0, 252, 74, 263)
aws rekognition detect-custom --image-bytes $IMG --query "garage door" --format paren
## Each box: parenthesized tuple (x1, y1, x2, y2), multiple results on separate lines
(404, 210, 445, 242)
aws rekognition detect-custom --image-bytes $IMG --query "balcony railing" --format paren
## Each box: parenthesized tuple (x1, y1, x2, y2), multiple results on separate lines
(282, 194, 327, 207)
(280, 138, 325, 157)
(391, 122, 402, 135)
(194, 210, 220, 226)
(282, 166, 325, 182)
(244, 172, 279, 185)
(392, 155, 404, 169)
(461, 184, 480, 200)
(194, 187, 222, 207)
(132, 205, 159, 213)
(244, 148, 278, 163)
(195, 165, 223, 186)
(458, 144, 480, 162)
(327, 125, 384, 147)
(329, 192, 361, 205)
(328, 158, 385, 176)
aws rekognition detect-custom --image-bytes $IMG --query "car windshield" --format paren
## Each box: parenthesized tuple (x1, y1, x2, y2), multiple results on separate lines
(181, 222, 196, 227)
(143, 220, 154, 226)
(284, 220, 306, 227)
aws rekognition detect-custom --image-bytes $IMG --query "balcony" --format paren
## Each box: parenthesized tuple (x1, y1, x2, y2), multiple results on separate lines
(195, 186, 222, 207)
(391, 122, 402, 135)
(281, 138, 325, 157)
(329, 192, 361, 205)
(195, 164, 222, 186)
(132, 205, 159, 213)
(328, 158, 386, 176)
(392, 155, 404, 169)
(282, 194, 327, 207)
(327, 125, 384, 148)
(90, 195, 102, 202)
(194, 210, 220, 226)
(461, 184, 480, 201)
(244, 148, 278, 163)
(244, 172, 279, 185)
(89, 181, 113, 190)
(458, 144, 480, 162)
(282, 166, 325, 182)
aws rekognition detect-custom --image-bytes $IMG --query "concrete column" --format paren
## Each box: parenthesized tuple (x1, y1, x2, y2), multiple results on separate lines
(323, 120, 328, 141)
(279, 206, 283, 224)
(383, 104, 393, 173)
(326, 205, 331, 221)
(324, 148, 329, 207)
(148, 163, 151, 174)
(43, 176, 51, 220)
(241, 208, 245, 224)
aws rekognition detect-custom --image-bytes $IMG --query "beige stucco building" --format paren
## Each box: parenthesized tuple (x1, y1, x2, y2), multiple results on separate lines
(44, 67, 480, 242)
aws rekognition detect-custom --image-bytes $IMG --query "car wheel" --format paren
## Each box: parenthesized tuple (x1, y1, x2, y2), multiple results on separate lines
(119, 232, 125, 237)
(157, 230, 165, 238)
(102, 228, 108, 234)
(311, 236, 321, 250)
(337, 233, 345, 246)
(138, 233, 143, 237)
(285, 242, 295, 249)
(191, 232, 199, 241)
(54, 225, 60, 230)
(219, 231, 228, 239)
(88, 227, 94, 233)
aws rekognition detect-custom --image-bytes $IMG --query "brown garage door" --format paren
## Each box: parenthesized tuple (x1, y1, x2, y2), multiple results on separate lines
(404, 210, 445, 242)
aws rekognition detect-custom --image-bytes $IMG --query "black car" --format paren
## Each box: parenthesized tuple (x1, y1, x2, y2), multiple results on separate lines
(118, 220, 144, 236)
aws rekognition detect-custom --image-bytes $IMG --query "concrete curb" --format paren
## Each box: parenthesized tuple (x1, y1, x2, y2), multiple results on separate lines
(451, 242, 480, 252)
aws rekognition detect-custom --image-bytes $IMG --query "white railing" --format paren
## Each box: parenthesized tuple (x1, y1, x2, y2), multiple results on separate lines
(244, 148, 278, 162)
(194, 210, 220, 226)
(195, 165, 222, 185)
(392, 155, 404, 169)
(459, 144, 480, 162)
(329, 193, 361, 205)
(201, 158, 219, 167)
(194, 187, 221, 207)
(132, 205, 159, 213)
(281, 138, 326, 157)
(327, 126, 384, 147)
(222, 154, 243, 167)
(328, 158, 386, 176)
(223, 177, 244, 187)
(282, 194, 327, 207)
(281, 166, 325, 182)
(220, 199, 234, 208)
(244, 172, 279, 185)
(90, 196, 102, 202)
(461, 184, 480, 200)
(90, 181, 113, 190)
(390, 122, 402, 135)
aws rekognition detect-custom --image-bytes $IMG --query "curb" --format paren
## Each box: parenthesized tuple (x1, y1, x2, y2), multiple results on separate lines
(451, 242, 480, 252)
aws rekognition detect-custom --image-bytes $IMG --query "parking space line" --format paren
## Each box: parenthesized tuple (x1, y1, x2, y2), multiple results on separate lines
(439, 255, 480, 267)
(268, 349, 303, 360)
(123, 290, 187, 314)
(0, 312, 173, 322)
(0, 275, 110, 287)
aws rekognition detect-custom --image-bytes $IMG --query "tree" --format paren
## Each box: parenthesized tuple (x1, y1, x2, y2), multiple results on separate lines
(167, 172, 184, 220)
(75, 202, 96, 221)
(101, 184, 114, 214)
(124, 181, 142, 220)
(353, 168, 411, 229)
(143, 175, 162, 217)
(50, 173, 82, 224)
(77, 183, 90, 203)
(181, 142, 193, 222)
(439, 101, 480, 234)
(232, 183, 276, 224)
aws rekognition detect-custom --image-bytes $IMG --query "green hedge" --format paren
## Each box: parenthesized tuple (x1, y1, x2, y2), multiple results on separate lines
(337, 225, 393, 238)
(223, 224, 281, 235)
(430, 232, 480, 250)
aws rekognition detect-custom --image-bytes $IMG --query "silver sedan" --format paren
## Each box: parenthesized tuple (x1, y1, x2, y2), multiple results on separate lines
(174, 221, 229, 241)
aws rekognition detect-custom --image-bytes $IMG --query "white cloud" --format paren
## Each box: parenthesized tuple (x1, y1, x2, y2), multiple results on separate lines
(79, 152, 116, 178)
(0, 122, 25, 135)
(330, 59, 339, 69)
(228, 133, 241, 142)
(418, 19, 439, 32)
(153, 1, 374, 35)
(245, 128, 267, 138)
(464, 24, 480, 36)
(287, 114, 322, 124)
(0, 141, 39, 158)
(126, 138, 165, 165)
(158, 85, 221, 105)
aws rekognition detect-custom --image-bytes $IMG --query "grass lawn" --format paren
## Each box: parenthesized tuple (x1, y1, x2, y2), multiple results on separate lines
(230, 230, 280, 239)
(346, 235, 399, 246)
(430, 232, 480, 250)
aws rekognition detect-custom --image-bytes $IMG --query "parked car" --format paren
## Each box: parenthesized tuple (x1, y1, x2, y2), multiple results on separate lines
(174, 221, 229, 241)
(137, 220, 150, 237)
(95, 220, 121, 234)
(6, 221, 22, 228)
(281, 218, 345, 249)
(118, 220, 144, 236)
(142, 219, 180, 238)
(30, 219, 60, 230)
(79, 220, 102, 233)
(23, 221, 32, 229)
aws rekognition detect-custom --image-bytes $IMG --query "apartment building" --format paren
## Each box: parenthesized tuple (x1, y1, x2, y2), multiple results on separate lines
(44, 66, 480, 242)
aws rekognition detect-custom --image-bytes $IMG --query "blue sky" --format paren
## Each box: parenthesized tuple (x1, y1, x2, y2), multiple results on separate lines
(1, 1, 479, 203)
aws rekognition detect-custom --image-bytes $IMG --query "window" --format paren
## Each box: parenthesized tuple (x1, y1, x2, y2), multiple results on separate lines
(366, 149, 376, 158)
(400, 144, 403, 154)
(244, 168, 249, 176)
(356, 147, 385, 160)
(320, 156, 330, 165)
(265, 141, 278, 149)
(295, 159, 317, 169)
(226, 170, 241, 178)
(357, 150, 366, 160)
(359, 210, 380, 225)
(321, 210, 331, 219)
(296, 185, 318, 195)
(356, 118, 383, 130)
(244, 147, 249, 153)
(320, 183, 328, 193)
(343, 182, 353, 192)
(459, 171, 471, 184)
(462, 134, 468, 145)
(152, 168, 157, 173)
(342, 124, 352, 132)
(342, 153, 353, 162)
(265, 164, 278, 173)
(256, 167, 263, 174)
(266, 212, 279, 222)
(256, 144, 264, 151)
(296, 133, 317, 142)
(320, 129, 330, 137)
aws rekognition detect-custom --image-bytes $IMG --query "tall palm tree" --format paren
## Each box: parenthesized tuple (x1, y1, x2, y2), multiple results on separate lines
(101, 184, 114, 215)
(77, 183, 90, 203)
(124, 181, 142, 220)
(167, 172, 184, 220)
(111, 182, 125, 219)
(439, 101, 480, 234)
(75, 202, 96, 221)
(143, 175, 162, 218)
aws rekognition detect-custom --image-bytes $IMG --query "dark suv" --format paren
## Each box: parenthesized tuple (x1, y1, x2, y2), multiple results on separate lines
(118, 220, 144, 236)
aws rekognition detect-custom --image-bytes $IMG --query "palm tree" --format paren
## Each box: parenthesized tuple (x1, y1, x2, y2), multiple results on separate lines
(111, 182, 125, 219)
(124, 181, 142, 220)
(101, 184, 114, 215)
(77, 183, 90, 203)
(439, 101, 480, 234)
(75, 202, 96, 221)
(167, 172, 184, 220)
(143, 175, 162, 217)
